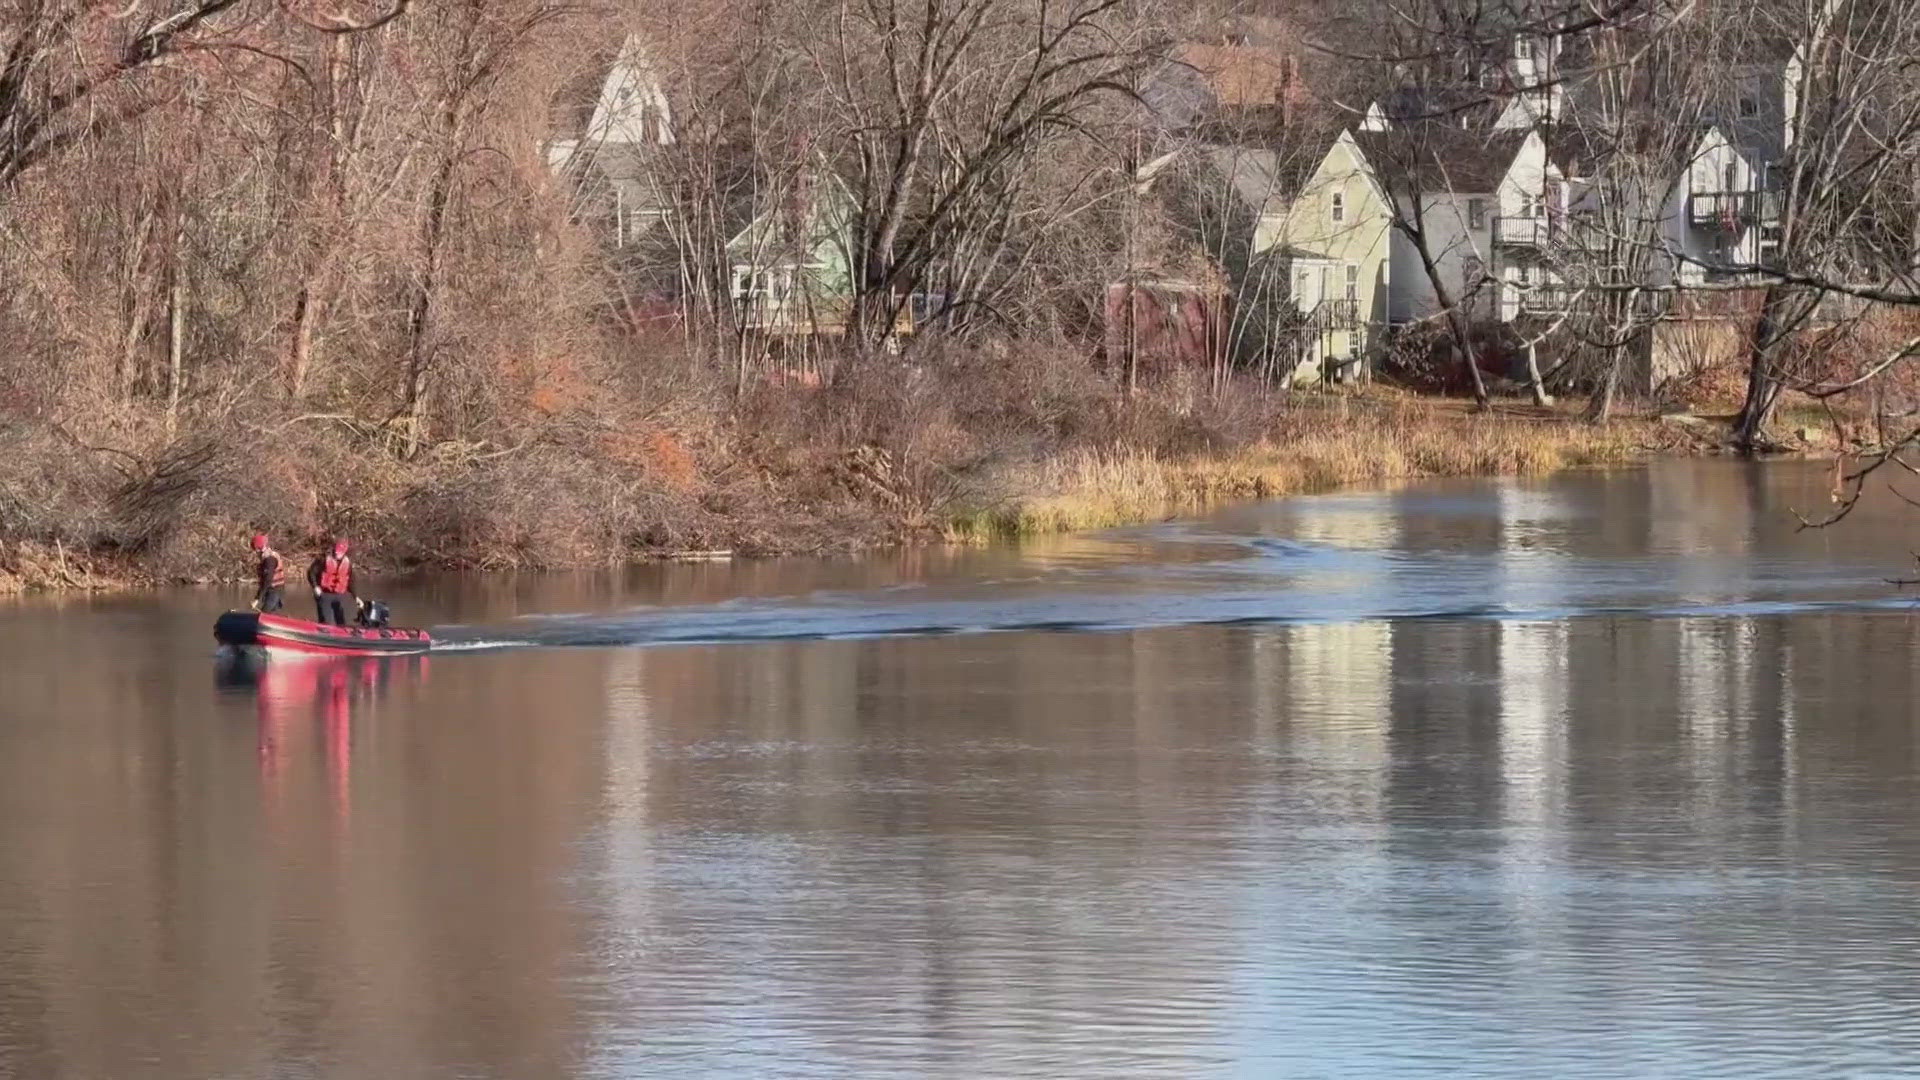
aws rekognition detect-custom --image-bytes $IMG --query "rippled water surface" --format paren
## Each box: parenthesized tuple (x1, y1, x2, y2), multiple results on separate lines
(5, 459, 1920, 1078)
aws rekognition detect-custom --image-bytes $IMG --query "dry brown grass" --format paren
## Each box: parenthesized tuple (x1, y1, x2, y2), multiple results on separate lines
(948, 396, 1661, 541)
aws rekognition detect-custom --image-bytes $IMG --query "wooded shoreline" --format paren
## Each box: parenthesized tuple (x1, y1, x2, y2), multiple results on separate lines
(0, 388, 1740, 596)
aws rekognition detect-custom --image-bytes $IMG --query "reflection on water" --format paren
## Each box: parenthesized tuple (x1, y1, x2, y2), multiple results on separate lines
(217, 653, 432, 819)
(3, 460, 1920, 1077)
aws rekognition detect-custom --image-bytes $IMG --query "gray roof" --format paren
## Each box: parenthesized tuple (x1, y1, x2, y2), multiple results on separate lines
(1351, 127, 1531, 193)
(1141, 58, 1214, 133)
(1372, 86, 1500, 128)
(1202, 136, 1334, 206)
(1541, 122, 1611, 176)
(1203, 146, 1286, 214)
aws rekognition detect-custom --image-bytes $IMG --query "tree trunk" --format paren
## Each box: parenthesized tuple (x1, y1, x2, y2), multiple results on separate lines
(1584, 286, 1634, 423)
(1403, 213, 1487, 407)
(1525, 340, 1553, 407)
(289, 286, 317, 399)
(166, 224, 186, 435)
(733, 328, 750, 399)
(288, 34, 353, 402)
(119, 210, 156, 403)
(1123, 284, 1139, 395)
(121, 294, 152, 404)
(857, 120, 933, 349)
(1732, 283, 1787, 454)
(1586, 339, 1622, 422)
(404, 149, 456, 453)
(1443, 304, 1486, 407)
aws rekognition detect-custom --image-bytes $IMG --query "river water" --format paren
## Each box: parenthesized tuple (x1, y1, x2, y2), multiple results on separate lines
(4, 459, 1920, 1078)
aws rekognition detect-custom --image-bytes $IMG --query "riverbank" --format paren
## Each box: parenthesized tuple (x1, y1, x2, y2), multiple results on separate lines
(948, 395, 1688, 540)
(1, 383, 1742, 596)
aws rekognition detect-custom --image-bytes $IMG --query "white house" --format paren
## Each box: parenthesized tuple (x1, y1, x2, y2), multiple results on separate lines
(1488, 128, 1569, 320)
(1359, 31, 1566, 134)
(1352, 127, 1562, 325)
(1662, 126, 1767, 284)
(547, 34, 676, 247)
(1491, 30, 1567, 131)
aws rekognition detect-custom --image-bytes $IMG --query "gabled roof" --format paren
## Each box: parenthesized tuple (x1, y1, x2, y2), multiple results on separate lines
(1541, 122, 1612, 177)
(1370, 86, 1501, 129)
(1172, 42, 1299, 108)
(550, 34, 672, 149)
(550, 43, 624, 138)
(727, 169, 857, 267)
(1199, 126, 1370, 206)
(1350, 127, 1533, 193)
(1689, 124, 1755, 167)
(1146, 20, 1308, 133)
(1208, 146, 1284, 212)
(1541, 117, 1749, 181)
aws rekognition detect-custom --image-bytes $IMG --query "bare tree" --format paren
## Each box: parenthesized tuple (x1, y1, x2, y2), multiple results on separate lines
(803, 0, 1167, 349)
(0, 1, 408, 190)
(1725, 0, 1920, 452)
(395, 0, 577, 451)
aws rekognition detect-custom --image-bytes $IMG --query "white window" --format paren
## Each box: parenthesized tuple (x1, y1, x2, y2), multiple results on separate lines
(1331, 193, 1346, 223)
(1520, 193, 1543, 219)
(1724, 162, 1739, 193)
(1468, 198, 1486, 229)
(1345, 263, 1359, 304)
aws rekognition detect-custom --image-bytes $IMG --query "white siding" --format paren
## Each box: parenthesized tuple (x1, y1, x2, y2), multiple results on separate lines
(1495, 132, 1557, 230)
(1662, 178, 1699, 284)
(1386, 192, 1492, 322)
(1670, 129, 1761, 282)
(1688, 130, 1752, 199)
(1493, 132, 1566, 320)
(587, 36, 675, 147)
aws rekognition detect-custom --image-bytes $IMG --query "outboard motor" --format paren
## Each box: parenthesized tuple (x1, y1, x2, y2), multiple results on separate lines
(357, 599, 392, 629)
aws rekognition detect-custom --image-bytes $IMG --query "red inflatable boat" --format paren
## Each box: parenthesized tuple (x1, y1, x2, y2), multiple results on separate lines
(214, 611, 432, 656)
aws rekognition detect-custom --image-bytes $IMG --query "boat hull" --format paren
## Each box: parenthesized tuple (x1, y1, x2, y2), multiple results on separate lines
(214, 611, 432, 656)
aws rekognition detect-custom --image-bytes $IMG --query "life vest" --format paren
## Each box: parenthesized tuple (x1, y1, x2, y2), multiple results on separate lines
(318, 554, 351, 594)
(260, 551, 286, 588)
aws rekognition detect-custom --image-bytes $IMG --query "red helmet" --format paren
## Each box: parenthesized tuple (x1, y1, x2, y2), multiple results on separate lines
(250, 533, 269, 551)
(332, 539, 350, 556)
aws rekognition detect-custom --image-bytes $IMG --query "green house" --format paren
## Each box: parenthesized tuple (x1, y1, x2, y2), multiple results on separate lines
(725, 174, 866, 336)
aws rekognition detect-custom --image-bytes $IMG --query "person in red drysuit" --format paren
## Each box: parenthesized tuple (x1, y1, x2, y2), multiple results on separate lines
(306, 539, 357, 626)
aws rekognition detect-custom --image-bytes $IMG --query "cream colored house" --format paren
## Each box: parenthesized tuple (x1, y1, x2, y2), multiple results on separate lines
(1261, 130, 1394, 382)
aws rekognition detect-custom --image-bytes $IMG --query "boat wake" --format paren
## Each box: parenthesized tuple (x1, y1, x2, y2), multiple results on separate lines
(424, 637, 540, 654)
(424, 499, 1920, 654)
(427, 593, 1920, 654)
